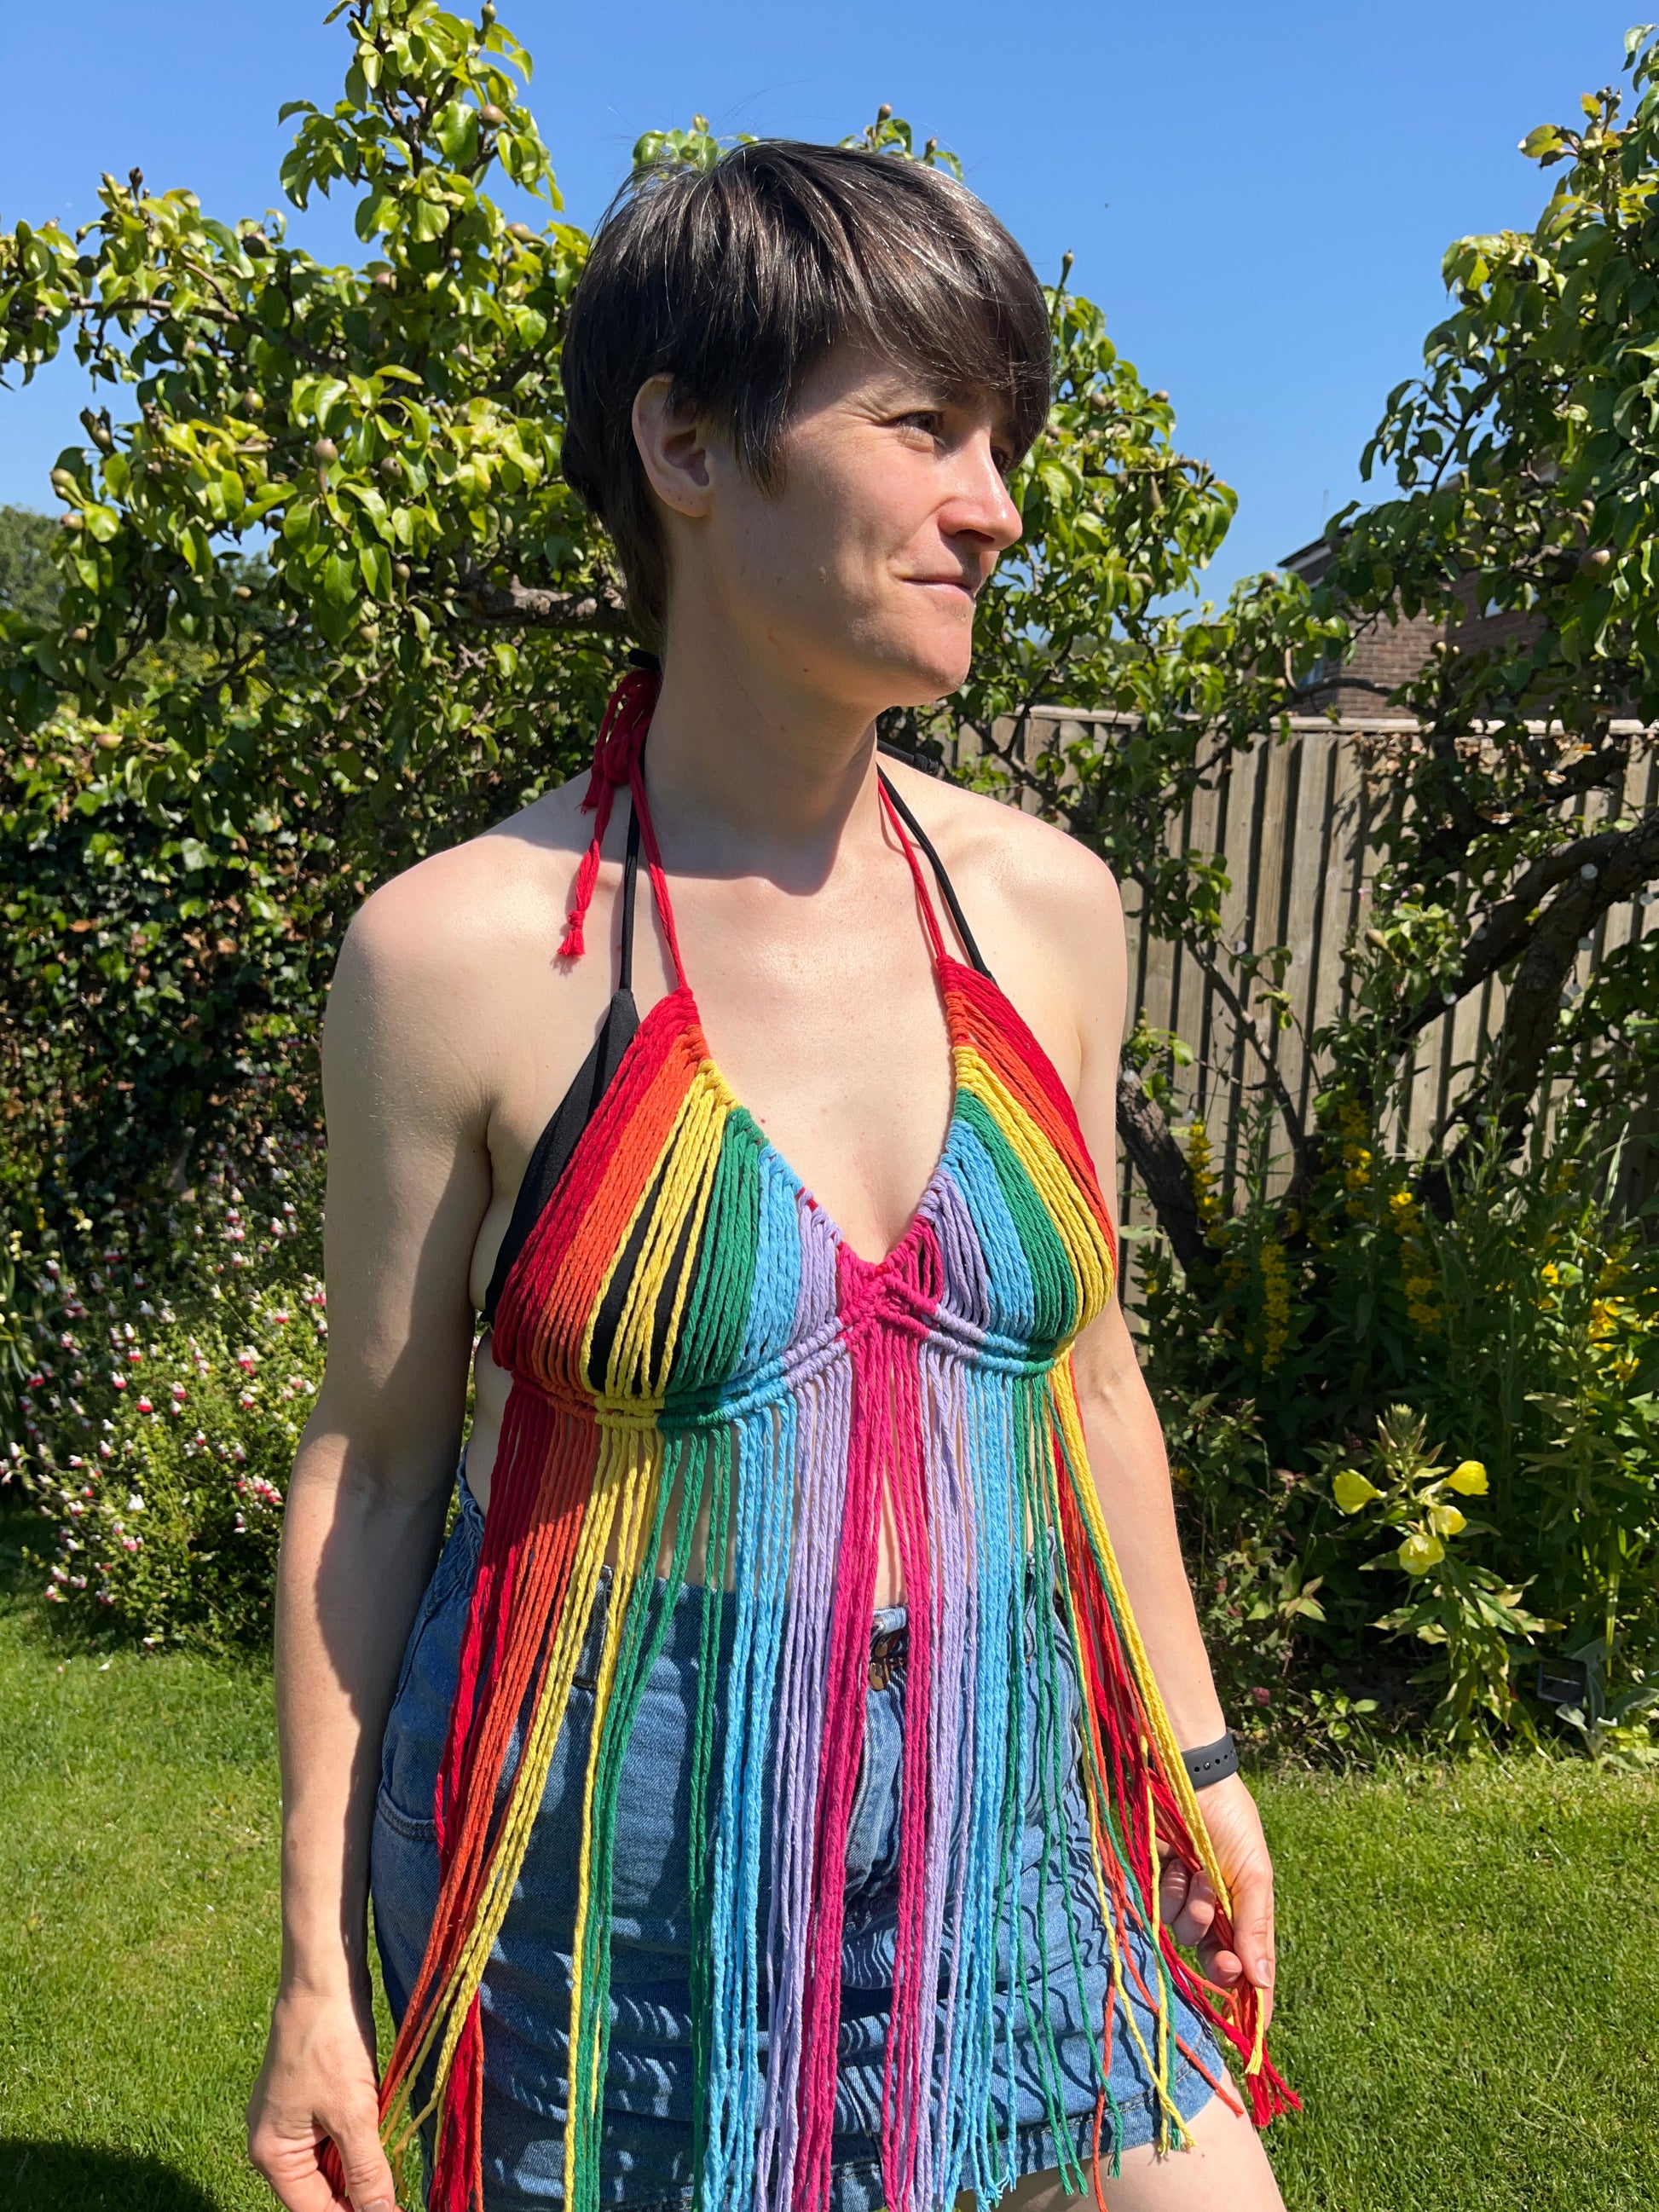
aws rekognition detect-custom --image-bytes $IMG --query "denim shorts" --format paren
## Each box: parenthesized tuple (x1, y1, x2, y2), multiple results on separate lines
(371, 1475, 1222, 2211)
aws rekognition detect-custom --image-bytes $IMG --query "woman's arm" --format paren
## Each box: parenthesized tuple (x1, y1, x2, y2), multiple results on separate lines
(1053, 851, 1277, 2006)
(247, 883, 494, 2212)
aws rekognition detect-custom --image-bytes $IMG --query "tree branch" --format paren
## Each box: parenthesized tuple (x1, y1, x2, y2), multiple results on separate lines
(456, 570, 628, 633)
(1115, 1062, 1213, 1279)
(1179, 937, 1313, 1183)
(1396, 809, 1659, 1046)
(1451, 807, 1659, 1154)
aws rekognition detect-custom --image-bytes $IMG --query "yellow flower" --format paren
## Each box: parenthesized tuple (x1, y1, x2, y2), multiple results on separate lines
(1259, 1239, 1292, 1370)
(1540, 1262, 1561, 1286)
(1429, 1503, 1466, 1537)
(1184, 1120, 1227, 1240)
(1587, 1297, 1629, 1342)
(1333, 1470, 1382, 1514)
(1447, 1459, 1488, 1495)
(1398, 1529, 1445, 1576)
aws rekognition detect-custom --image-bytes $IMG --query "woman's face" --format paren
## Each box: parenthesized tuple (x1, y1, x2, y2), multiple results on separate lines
(643, 344, 1026, 713)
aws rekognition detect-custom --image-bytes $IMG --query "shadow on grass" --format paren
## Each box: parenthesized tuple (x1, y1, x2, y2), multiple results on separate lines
(0, 2137, 228, 2210)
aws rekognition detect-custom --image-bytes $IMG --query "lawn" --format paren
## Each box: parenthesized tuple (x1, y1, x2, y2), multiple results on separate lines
(1, 1504, 1654, 2212)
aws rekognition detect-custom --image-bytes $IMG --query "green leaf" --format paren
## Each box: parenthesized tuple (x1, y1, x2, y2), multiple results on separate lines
(431, 101, 478, 166)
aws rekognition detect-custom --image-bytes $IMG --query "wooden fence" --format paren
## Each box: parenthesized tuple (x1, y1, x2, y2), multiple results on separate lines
(949, 710, 1659, 1256)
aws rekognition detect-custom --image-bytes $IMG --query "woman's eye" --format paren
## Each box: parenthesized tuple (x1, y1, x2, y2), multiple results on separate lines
(896, 410, 945, 439)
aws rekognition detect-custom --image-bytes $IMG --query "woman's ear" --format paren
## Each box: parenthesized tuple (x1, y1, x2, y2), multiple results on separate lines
(632, 373, 716, 520)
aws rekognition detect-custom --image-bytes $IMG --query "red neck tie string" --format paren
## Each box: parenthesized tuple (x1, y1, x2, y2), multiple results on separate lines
(558, 667, 685, 985)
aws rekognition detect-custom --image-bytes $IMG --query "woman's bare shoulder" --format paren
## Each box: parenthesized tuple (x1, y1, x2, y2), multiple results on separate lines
(341, 778, 587, 989)
(324, 777, 592, 1117)
(881, 758, 1122, 950)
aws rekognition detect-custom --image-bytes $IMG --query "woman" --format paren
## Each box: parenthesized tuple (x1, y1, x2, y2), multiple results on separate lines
(247, 141, 1291, 2212)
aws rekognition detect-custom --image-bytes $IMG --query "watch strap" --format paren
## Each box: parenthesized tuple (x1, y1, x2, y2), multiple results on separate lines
(1181, 1730, 1240, 1789)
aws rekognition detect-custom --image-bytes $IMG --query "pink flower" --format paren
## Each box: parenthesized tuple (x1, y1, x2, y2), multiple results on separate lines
(1251, 1685, 1272, 1707)
(136, 1399, 153, 1414)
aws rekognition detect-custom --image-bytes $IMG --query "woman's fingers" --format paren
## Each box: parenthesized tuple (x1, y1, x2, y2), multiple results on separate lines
(1229, 1850, 1277, 1994)
(247, 2112, 396, 2212)
(1159, 1852, 1218, 1949)
(332, 2115, 399, 2212)
(1198, 1849, 1275, 1998)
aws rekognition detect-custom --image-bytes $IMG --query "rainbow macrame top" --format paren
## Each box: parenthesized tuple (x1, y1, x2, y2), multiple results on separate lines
(373, 674, 1293, 2212)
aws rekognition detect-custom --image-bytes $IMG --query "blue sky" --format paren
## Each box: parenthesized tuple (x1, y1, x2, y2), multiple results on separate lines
(0, 1, 1642, 594)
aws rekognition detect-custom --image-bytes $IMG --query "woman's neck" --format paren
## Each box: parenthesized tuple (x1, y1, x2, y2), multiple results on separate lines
(639, 628, 888, 890)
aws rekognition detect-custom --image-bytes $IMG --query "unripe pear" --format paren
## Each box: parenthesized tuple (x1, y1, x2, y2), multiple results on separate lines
(311, 436, 338, 464)
(1579, 546, 1612, 575)
(373, 269, 396, 289)
(49, 466, 78, 494)
(479, 103, 506, 126)
(67, 625, 92, 644)
(60, 511, 84, 530)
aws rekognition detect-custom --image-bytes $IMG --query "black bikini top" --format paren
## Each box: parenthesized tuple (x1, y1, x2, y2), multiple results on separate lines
(480, 757, 989, 1333)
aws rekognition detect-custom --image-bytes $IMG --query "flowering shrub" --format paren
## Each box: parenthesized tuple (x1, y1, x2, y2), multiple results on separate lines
(6, 1136, 326, 1649)
(1145, 1098, 1659, 1746)
(1325, 1406, 1551, 1744)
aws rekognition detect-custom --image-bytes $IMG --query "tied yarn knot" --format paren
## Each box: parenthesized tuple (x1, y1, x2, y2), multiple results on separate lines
(559, 667, 662, 961)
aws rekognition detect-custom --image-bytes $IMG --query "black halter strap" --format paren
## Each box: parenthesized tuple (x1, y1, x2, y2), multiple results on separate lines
(876, 767, 993, 978)
(480, 803, 644, 1334)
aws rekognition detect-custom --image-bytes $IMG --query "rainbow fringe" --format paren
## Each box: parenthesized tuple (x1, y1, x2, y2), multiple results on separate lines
(371, 800, 1295, 2212)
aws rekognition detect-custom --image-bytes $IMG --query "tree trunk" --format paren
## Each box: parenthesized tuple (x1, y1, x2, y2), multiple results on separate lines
(1115, 1064, 1212, 1279)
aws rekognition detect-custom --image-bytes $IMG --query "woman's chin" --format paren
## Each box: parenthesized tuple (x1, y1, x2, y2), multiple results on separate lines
(875, 637, 976, 709)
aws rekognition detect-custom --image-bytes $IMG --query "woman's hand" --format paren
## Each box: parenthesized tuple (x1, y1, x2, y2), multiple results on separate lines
(1159, 1773, 1276, 2016)
(247, 1979, 399, 2212)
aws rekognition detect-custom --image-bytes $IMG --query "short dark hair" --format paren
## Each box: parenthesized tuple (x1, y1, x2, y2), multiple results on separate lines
(560, 141, 1052, 649)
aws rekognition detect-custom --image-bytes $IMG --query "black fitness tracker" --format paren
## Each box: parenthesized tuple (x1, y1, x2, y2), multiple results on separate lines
(1180, 1730, 1240, 1788)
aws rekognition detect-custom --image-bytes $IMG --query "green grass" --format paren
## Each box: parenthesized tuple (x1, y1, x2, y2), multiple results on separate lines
(1, 1503, 1656, 2211)
(1261, 1760, 1659, 2209)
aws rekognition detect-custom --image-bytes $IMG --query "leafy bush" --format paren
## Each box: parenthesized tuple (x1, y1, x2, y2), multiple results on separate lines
(1145, 1100, 1659, 1750)
(1321, 1407, 1550, 1746)
(6, 1135, 324, 1649)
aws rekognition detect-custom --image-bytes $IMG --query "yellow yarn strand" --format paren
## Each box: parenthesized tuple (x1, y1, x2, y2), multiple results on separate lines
(953, 1048, 1115, 1312)
(1049, 1360, 1232, 1917)
(395, 1427, 644, 2148)
(562, 1429, 660, 2192)
(582, 1065, 730, 1413)
(1043, 1419, 1171, 2125)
